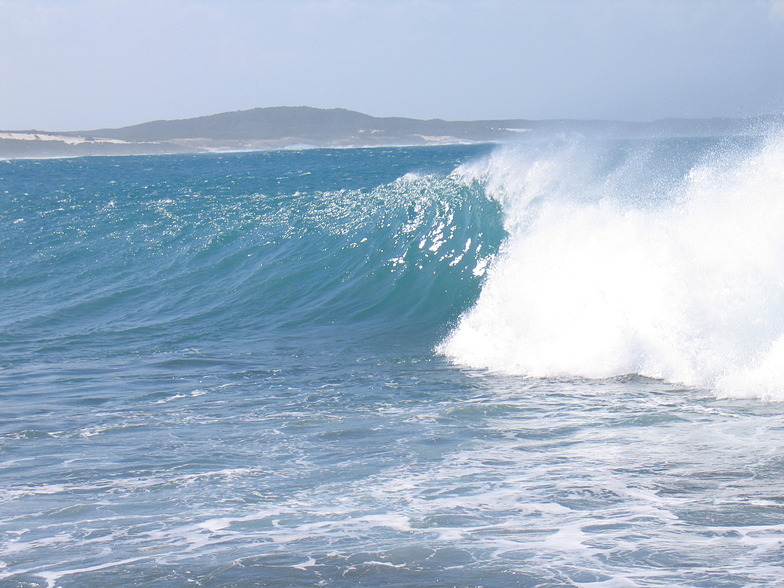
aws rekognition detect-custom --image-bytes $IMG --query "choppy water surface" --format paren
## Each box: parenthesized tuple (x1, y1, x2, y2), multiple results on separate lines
(2, 140, 784, 586)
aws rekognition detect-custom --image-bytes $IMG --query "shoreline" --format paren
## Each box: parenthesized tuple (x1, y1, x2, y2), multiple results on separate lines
(0, 138, 498, 162)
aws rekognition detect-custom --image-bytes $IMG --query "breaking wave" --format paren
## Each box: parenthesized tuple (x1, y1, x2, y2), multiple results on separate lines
(441, 134, 784, 401)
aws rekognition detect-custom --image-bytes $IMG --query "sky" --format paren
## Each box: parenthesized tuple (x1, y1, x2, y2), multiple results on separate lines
(1, 0, 784, 130)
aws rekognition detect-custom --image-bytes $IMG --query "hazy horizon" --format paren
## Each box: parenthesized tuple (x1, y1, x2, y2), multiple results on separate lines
(2, 0, 784, 130)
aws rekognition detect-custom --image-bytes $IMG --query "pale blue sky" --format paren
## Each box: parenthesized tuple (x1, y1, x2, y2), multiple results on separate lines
(2, 0, 784, 130)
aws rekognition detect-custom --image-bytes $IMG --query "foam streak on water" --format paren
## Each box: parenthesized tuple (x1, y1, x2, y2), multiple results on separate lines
(2, 365, 784, 587)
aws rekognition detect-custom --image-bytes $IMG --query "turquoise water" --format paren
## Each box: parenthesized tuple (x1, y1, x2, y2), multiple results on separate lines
(2, 140, 784, 586)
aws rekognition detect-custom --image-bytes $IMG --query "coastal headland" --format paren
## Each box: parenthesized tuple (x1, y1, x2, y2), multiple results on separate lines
(0, 106, 770, 158)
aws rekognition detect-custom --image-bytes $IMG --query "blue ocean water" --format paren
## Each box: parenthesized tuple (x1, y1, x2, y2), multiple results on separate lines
(2, 138, 784, 586)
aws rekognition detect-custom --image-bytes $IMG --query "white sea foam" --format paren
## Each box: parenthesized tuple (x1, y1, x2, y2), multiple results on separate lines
(441, 134, 784, 400)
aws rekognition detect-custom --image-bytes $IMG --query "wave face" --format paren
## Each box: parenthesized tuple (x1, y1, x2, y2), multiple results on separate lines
(0, 146, 502, 368)
(440, 134, 784, 400)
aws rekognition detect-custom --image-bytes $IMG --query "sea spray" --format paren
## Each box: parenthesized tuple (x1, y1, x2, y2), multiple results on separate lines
(440, 134, 784, 400)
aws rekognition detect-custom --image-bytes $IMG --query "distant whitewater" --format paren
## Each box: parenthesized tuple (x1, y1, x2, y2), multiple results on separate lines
(2, 136, 784, 586)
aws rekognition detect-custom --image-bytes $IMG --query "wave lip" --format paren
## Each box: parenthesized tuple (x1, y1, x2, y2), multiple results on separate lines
(440, 134, 784, 401)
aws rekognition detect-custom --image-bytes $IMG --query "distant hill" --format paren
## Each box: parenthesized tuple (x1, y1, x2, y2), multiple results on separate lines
(1, 106, 779, 159)
(77, 106, 533, 147)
